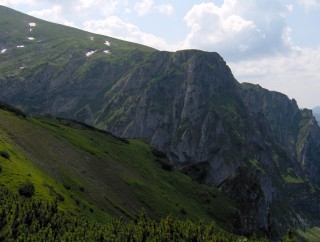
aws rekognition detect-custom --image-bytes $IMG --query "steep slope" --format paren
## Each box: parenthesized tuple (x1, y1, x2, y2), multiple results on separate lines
(0, 5, 155, 115)
(0, 102, 239, 230)
(90, 50, 320, 237)
(0, 5, 320, 239)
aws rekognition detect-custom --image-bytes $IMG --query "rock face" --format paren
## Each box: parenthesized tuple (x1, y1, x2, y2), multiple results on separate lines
(0, 6, 320, 239)
(89, 50, 320, 237)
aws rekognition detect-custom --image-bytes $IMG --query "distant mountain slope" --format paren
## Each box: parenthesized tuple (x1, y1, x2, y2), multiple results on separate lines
(313, 106, 320, 124)
(0, 5, 320, 239)
(0, 102, 239, 230)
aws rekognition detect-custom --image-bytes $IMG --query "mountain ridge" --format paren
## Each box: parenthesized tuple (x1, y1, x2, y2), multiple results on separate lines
(1, 5, 320, 240)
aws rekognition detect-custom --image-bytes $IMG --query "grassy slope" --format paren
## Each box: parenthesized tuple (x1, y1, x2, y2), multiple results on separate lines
(0, 5, 156, 118)
(0, 6, 238, 230)
(298, 227, 320, 242)
(0, 5, 154, 76)
(0, 108, 239, 230)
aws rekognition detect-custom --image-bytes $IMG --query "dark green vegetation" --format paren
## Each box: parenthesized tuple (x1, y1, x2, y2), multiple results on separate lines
(18, 180, 35, 197)
(0, 186, 273, 241)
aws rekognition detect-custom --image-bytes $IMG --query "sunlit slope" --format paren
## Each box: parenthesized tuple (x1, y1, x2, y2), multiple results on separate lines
(0, 5, 155, 115)
(0, 105, 239, 229)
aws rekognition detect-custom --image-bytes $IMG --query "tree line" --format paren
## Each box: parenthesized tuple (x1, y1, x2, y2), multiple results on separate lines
(0, 186, 297, 241)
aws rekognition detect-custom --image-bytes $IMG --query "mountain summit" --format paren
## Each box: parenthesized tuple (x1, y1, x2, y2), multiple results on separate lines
(0, 5, 320, 239)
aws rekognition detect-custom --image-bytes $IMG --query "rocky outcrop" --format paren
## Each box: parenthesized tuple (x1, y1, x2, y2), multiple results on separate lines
(96, 50, 243, 187)
(220, 167, 275, 237)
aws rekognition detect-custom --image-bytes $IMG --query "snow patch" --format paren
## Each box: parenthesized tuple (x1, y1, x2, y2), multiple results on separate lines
(17, 45, 25, 48)
(20, 66, 26, 70)
(29, 23, 36, 32)
(86, 50, 97, 57)
(104, 50, 111, 55)
(28, 37, 35, 40)
(104, 40, 110, 46)
(1, 49, 7, 54)
(90, 36, 95, 41)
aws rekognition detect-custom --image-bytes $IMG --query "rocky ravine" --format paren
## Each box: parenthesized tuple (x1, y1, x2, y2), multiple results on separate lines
(1, 6, 320, 239)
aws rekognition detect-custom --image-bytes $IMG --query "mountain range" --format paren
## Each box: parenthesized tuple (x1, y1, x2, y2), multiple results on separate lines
(0, 5, 320, 241)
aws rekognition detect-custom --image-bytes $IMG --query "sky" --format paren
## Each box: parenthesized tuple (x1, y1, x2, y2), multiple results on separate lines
(0, 0, 320, 109)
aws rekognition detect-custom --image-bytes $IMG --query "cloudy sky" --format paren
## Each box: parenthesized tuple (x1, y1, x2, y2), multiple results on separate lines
(1, 0, 320, 108)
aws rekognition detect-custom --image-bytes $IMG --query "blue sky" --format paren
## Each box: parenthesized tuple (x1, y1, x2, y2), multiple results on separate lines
(1, 0, 320, 108)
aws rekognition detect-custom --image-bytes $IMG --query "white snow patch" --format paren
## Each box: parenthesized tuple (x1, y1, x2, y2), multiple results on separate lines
(30, 28, 33, 32)
(104, 40, 110, 46)
(86, 50, 97, 57)
(29, 22, 36, 27)
(20, 66, 26, 70)
(90, 36, 95, 41)
(28, 37, 35, 40)
(103, 50, 111, 55)
(17, 45, 25, 48)
(1, 49, 7, 54)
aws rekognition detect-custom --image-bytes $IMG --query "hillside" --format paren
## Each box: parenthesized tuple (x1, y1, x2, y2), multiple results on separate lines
(0, 5, 154, 115)
(0, 5, 320, 240)
(0, 103, 240, 227)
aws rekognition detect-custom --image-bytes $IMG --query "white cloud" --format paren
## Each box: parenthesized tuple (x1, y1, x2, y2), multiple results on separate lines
(0, 0, 37, 6)
(134, 0, 174, 16)
(298, 0, 320, 10)
(76, 0, 126, 16)
(182, 0, 292, 61)
(83, 16, 170, 50)
(135, 0, 154, 16)
(76, 0, 97, 11)
(28, 5, 74, 27)
(156, 3, 174, 16)
(286, 4, 294, 12)
(229, 47, 320, 108)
